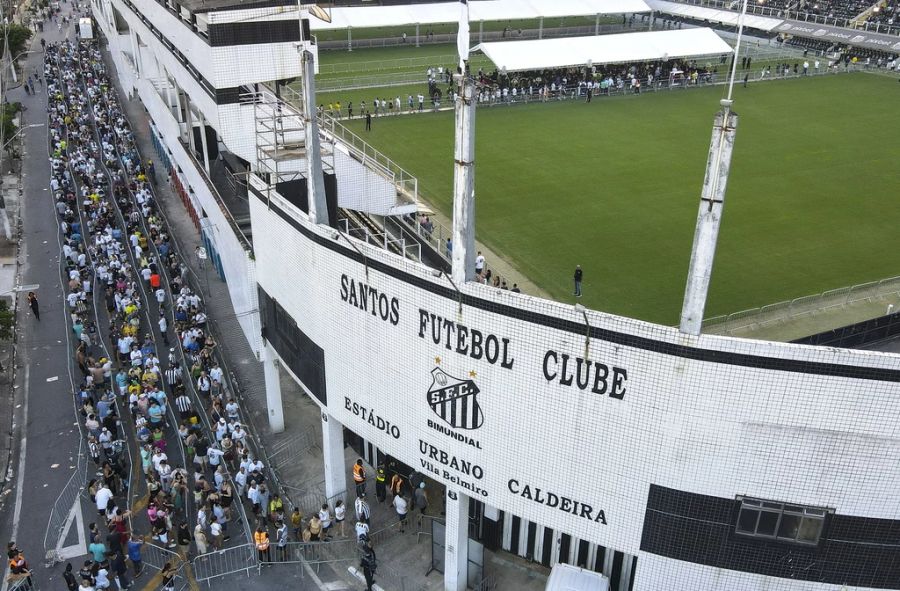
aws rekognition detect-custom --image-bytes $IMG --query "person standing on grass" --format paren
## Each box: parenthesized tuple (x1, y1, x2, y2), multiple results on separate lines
(365, 110, 371, 132)
(574, 265, 583, 298)
(347, 101, 353, 119)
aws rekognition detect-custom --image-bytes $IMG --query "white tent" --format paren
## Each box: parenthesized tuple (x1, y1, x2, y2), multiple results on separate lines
(473, 28, 733, 71)
(646, 0, 784, 31)
(311, 0, 652, 31)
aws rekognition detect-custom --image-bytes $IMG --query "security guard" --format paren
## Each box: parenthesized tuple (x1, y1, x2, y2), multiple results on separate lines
(353, 458, 367, 497)
(254, 526, 270, 562)
(375, 461, 387, 503)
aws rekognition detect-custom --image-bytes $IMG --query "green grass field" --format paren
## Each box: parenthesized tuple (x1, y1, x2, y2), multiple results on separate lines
(338, 73, 900, 325)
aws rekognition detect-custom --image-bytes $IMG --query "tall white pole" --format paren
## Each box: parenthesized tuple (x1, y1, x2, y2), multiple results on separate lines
(678, 105, 738, 335)
(451, 0, 475, 286)
(678, 0, 747, 335)
(299, 4, 328, 225)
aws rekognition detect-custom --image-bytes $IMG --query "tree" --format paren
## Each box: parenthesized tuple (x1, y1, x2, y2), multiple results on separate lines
(0, 300, 13, 341)
(0, 25, 33, 60)
(1, 103, 21, 156)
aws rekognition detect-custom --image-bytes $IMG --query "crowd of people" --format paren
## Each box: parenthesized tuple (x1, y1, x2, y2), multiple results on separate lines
(20, 10, 438, 591)
(37, 26, 310, 591)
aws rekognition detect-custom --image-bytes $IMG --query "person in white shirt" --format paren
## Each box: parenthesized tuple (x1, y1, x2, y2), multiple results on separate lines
(393, 493, 409, 533)
(95, 484, 114, 515)
(355, 520, 370, 541)
(318, 504, 332, 539)
(474, 251, 485, 276)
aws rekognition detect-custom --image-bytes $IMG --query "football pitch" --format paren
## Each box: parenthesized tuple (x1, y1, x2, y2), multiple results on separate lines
(340, 73, 900, 325)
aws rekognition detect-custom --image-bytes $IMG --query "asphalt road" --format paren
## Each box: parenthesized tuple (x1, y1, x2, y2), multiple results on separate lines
(0, 14, 92, 591)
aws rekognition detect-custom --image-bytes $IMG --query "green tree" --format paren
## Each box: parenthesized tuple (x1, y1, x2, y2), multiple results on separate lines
(1, 103, 21, 156)
(0, 300, 14, 341)
(0, 24, 33, 59)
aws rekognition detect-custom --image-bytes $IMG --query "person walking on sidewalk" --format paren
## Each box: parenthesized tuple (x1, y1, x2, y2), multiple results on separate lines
(353, 458, 367, 497)
(27, 291, 40, 320)
(360, 540, 377, 591)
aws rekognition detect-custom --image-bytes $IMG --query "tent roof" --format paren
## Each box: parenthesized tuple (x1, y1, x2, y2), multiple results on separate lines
(473, 28, 733, 71)
(646, 0, 784, 31)
(311, 0, 652, 30)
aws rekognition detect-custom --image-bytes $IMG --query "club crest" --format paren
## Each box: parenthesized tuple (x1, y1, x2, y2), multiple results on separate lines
(427, 367, 484, 430)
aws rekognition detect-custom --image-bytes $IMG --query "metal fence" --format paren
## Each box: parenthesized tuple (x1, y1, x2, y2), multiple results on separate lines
(192, 543, 259, 585)
(43, 439, 89, 554)
(671, 0, 900, 35)
(703, 275, 900, 335)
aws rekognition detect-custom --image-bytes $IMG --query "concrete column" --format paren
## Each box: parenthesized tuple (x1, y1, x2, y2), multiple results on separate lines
(416, 23, 420, 46)
(321, 412, 346, 500)
(443, 491, 469, 591)
(183, 94, 194, 148)
(595, 13, 600, 34)
(198, 113, 211, 174)
(538, 17, 543, 39)
(129, 29, 140, 76)
(450, 75, 476, 285)
(262, 342, 285, 433)
(478, 20, 483, 42)
(301, 48, 329, 225)
(679, 104, 738, 335)
(347, 27, 352, 51)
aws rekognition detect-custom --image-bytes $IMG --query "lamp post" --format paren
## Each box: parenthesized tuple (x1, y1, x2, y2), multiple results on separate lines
(7, 49, 35, 83)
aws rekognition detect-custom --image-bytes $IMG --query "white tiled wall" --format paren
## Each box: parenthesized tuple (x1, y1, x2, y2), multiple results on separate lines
(250, 185, 900, 590)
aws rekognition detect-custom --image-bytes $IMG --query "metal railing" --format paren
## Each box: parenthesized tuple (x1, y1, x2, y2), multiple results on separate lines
(43, 429, 90, 555)
(317, 23, 629, 51)
(669, 0, 900, 35)
(703, 275, 900, 335)
(268, 431, 319, 465)
(384, 215, 423, 262)
(317, 71, 431, 92)
(192, 543, 259, 584)
(319, 53, 491, 76)
(317, 111, 418, 203)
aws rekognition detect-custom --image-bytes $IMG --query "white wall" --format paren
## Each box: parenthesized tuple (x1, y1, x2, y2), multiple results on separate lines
(250, 183, 900, 590)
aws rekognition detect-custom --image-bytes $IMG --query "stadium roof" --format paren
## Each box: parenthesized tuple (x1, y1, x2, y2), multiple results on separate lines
(310, 0, 652, 30)
(646, 0, 784, 31)
(473, 28, 733, 71)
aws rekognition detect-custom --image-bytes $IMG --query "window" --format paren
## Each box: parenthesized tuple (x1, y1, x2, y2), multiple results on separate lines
(735, 497, 829, 545)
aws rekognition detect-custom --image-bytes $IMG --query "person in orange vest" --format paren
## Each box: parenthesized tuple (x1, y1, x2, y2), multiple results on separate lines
(254, 526, 271, 562)
(353, 459, 367, 497)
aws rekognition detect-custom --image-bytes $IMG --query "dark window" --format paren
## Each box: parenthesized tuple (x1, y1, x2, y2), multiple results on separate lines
(735, 497, 829, 545)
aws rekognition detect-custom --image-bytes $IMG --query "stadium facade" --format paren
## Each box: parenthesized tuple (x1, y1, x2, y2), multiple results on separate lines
(249, 177, 900, 591)
(92, 0, 900, 589)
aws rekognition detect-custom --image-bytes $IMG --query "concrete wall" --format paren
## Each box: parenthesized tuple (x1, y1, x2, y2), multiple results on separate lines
(250, 180, 900, 591)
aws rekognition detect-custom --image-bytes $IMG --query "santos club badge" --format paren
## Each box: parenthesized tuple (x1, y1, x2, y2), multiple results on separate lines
(427, 367, 484, 430)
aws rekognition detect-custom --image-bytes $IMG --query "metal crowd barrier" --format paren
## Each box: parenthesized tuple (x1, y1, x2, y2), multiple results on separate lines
(192, 543, 259, 585)
(43, 440, 90, 554)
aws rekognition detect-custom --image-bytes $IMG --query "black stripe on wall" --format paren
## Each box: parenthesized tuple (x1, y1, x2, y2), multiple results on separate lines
(208, 20, 301, 47)
(249, 186, 900, 384)
(107, 0, 244, 105)
(641, 484, 900, 588)
(258, 286, 327, 405)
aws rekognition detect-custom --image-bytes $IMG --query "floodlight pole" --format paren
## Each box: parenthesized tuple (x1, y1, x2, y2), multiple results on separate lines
(451, 1, 475, 287)
(451, 74, 476, 286)
(299, 3, 329, 226)
(679, 0, 747, 336)
(678, 104, 738, 336)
